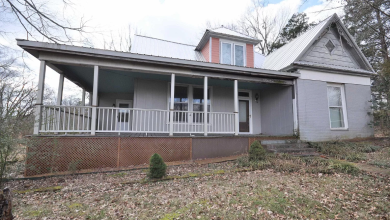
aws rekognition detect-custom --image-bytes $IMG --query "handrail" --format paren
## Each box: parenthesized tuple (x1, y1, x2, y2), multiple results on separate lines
(38, 105, 235, 134)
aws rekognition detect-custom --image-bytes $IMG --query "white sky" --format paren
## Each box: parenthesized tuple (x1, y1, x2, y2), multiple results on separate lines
(1, 0, 343, 101)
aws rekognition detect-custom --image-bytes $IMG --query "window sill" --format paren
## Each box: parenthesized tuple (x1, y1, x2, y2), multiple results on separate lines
(330, 128, 349, 131)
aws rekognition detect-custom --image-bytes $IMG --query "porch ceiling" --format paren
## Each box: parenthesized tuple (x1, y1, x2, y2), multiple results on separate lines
(52, 63, 275, 94)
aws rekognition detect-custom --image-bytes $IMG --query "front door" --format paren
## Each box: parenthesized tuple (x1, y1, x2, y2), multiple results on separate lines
(116, 100, 133, 131)
(239, 100, 250, 132)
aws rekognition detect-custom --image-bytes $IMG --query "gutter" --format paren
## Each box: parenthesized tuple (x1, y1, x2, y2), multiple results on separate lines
(17, 39, 299, 80)
(282, 62, 375, 77)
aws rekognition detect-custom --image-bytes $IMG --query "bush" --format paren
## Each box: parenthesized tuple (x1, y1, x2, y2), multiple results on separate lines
(249, 141, 267, 161)
(148, 153, 167, 179)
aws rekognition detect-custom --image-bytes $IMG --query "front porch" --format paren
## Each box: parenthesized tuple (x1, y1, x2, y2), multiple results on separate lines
(34, 61, 297, 137)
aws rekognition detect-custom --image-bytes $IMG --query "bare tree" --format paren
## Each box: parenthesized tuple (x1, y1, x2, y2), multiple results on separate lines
(0, 0, 89, 44)
(237, 0, 294, 55)
(0, 52, 36, 187)
(102, 25, 141, 52)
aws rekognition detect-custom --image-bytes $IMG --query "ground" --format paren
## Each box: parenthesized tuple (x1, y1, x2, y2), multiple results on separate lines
(6, 138, 390, 219)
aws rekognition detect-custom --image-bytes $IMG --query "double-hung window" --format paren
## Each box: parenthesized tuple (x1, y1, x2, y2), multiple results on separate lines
(193, 87, 210, 123)
(221, 41, 245, 66)
(327, 84, 348, 129)
(170, 85, 188, 122)
(168, 84, 211, 123)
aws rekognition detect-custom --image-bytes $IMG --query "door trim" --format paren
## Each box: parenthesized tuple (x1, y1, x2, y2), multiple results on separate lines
(238, 90, 252, 134)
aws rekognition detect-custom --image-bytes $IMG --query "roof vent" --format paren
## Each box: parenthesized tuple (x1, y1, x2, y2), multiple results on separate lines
(325, 40, 335, 53)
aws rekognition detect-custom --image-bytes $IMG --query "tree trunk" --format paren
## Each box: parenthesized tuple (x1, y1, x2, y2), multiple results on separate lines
(0, 188, 12, 220)
(376, 8, 389, 61)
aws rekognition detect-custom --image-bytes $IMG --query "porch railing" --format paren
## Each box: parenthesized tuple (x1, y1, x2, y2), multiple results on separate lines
(40, 105, 92, 133)
(38, 105, 235, 134)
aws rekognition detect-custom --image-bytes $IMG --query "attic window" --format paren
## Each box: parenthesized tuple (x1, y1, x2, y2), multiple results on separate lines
(325, 40, 335, 53)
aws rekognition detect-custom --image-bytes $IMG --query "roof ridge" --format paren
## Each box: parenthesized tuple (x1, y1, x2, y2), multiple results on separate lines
(134, 34, 196, 47)
(210, 26, 255, 39)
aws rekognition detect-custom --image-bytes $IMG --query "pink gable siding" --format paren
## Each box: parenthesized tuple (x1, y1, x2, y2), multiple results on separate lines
(211, 37, 220, 63)
(201, 39, 210, 62)
(246, 44, 254, 68)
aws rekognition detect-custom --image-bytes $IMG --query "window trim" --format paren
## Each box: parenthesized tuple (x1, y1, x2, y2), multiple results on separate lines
(167, 83, 213, 124)
(327, 83, 348, 130)
(220, 39, 246, 66)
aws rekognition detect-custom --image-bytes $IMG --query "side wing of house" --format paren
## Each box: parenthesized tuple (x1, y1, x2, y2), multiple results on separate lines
(264, 13, 375, 141)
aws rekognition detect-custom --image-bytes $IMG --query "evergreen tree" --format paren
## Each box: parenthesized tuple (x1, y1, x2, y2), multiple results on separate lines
(269, 13, 314, 53)
(343, 0, 390, 70)
(342, 0, 390, 134)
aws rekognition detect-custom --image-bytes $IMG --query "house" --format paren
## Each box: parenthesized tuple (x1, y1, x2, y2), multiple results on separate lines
(18, 13, 374, 176)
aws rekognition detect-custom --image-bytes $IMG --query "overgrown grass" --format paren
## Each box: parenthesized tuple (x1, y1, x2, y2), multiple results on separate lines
(308, 141, 382, 162)
(367, 147, 390, 168)
(236, 153, 359, 175)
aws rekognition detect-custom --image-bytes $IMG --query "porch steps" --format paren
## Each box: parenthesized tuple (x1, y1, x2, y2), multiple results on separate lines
(260, 139, 319, 157)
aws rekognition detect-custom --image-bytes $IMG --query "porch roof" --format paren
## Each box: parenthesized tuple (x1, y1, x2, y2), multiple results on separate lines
(16, 39, 299, 81)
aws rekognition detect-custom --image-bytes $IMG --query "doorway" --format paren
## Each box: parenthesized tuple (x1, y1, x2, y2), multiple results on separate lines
(116, 99, 133, 131)
(238, 90, 252, 134)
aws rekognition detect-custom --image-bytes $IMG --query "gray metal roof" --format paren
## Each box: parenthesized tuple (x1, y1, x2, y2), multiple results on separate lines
(263, 13, 375, 73)
(17, 39, 300, 81)
(263, 16, 333, 71)
(131, 35, 206, 62)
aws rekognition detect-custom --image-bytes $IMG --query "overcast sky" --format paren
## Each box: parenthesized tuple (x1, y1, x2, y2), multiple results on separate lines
(1, 0, 344, 101)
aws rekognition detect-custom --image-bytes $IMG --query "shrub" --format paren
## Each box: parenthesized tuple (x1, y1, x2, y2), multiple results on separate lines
(249, 141, 267, 161)
(148, 153, 167, 179)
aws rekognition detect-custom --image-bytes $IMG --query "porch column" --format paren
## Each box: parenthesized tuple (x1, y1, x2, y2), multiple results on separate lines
(234, 80, 239, 136)
(33, 61, 46, 135)
(169, 74, 175, 136)
(56, 74, 64, 105)
(91, 66, 99, 135)
(203, 76, 208, 136)
(292, 79, 298, 136)
(81, 89, 86, 106)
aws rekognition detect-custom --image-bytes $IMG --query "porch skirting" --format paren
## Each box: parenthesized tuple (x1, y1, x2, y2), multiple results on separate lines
(25, 136, 290, 177)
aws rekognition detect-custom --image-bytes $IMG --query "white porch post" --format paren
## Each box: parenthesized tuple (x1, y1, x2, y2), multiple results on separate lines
(292, 79, 298, 136)
(203, 76, 208, 136)
(169, 74, 175, 136)
(234, 80, 239, 136)
(33, 61, 46, 135)
(56, 74, 64, 105)
(91, 66, 99, 135)
(81, 89, 86, 106)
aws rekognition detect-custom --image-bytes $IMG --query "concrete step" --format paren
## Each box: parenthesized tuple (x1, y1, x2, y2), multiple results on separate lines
(260, 139, 299, 145)
(265, 143, 309, 150)
(268, 147, 317, 154)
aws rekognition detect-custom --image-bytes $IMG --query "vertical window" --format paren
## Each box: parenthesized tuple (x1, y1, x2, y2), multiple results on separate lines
(327, 84, 347, 129)
(220, 41, 245, 66)
(235, 45, 244, 66)
(169, 85, 188, 122)
(221, 43, 232, 65)
(193, 87, 210, 123)
(168, 85, 212, 123)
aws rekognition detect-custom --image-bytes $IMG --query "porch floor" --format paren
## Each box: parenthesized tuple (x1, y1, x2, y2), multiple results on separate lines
(34, 132, 296, 139)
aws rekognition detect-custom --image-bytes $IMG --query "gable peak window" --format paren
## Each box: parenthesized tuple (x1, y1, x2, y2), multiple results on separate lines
(325, 40, 335, 53)
(221, 41, 245, 66)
